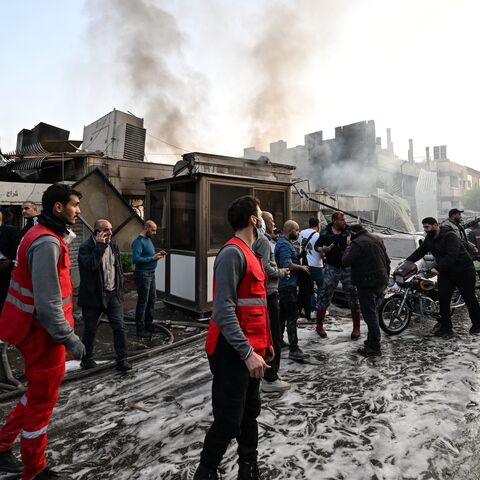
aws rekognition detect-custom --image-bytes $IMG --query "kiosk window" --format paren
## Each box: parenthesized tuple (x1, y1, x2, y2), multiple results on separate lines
(209, 184, 250, 249)
(149, 190, 167, 249)
(171, 182, 196, 250)
(254, 189, 286, 229)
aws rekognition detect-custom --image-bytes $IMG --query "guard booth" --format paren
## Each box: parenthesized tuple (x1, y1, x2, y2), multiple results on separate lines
(145, 152, 293, 313)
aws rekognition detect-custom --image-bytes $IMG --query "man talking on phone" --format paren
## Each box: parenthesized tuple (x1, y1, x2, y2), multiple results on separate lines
(131, 220, 166, 338)
(78, 219, 131, 372)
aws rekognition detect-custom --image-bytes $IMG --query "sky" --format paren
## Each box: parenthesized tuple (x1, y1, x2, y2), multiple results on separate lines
(1, 0, 480, 169)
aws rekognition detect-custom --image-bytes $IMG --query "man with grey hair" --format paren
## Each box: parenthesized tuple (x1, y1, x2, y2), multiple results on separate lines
(131, 220, 166, 337)
(78, 219, 131, 371)
(253, 211, 290, 392)
(18, 201, 39, 243)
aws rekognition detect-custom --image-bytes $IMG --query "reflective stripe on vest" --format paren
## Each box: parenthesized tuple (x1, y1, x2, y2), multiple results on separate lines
(206, 236, 268, 356)
(5, 293, 35, 314)
(21, 425, 48, 439)
(10, 280, 33, 298)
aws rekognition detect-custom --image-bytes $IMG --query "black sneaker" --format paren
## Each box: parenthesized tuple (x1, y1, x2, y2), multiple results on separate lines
(80, 357, 97, 370)
(193, 463, 220, 480)
(116, 360, 132, 372)
(33, 467, 66, 479)
(0, 449, 22, 473)
(238, 461, 263, 480)
(145, 323, 163, 333)
(433, 327, 453, 338)
(357, 346, 381, 357)
(288, 348, 306, 362)
(470, 325, 480, 336)
(136, 330, 152, 339)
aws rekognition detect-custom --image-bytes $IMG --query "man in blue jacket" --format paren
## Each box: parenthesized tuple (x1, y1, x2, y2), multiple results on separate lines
(131, 220, 166, 337)
(275, 220, 310, 362)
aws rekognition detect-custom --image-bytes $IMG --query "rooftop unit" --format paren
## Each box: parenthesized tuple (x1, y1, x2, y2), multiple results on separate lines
(82, 109, 146, 162)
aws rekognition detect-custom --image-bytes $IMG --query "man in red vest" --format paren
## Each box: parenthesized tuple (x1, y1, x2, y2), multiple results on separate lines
(194, 195, 273, 480)
(0, 183, 85, 480)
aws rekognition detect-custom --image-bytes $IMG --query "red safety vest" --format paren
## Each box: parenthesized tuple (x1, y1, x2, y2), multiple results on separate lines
(0, 224, 74, 345)
(205, 236, 271, 357)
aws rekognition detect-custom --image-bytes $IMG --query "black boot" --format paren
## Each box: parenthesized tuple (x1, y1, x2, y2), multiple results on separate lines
(0, 449, 22, 473)
(193, 463, 220, 479)
(34, 467, 67, 479)
(238, 461, 262, 480)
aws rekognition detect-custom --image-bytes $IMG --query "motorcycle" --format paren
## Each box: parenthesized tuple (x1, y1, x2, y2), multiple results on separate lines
(379, 260, 465, 335)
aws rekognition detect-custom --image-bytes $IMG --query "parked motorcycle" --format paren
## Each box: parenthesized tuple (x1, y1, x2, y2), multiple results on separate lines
(379, 260, 464, 335)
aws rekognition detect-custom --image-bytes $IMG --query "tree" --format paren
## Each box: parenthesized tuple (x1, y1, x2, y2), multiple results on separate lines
(464, 186, 480, 211)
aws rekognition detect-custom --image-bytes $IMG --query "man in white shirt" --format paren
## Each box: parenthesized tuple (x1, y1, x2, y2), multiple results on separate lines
(298, 217, 323, 320)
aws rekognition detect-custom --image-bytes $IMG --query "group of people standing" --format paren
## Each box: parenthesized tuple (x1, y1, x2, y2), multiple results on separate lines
(0, 184, 165, 479)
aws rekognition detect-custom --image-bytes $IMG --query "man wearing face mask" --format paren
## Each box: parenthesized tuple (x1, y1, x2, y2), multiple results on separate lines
(195, 195, 273, 480)
(0, 183, 85, 479)
(406, 217, 480, 337)
(253, 211, 290, 392)
(275, 220, 309, 362)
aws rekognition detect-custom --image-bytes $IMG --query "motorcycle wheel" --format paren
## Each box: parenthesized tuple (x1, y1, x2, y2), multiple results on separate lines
(379, 294, 412, 335)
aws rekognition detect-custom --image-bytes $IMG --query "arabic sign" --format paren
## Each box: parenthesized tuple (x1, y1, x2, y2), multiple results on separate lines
(0, 182, 51, 204)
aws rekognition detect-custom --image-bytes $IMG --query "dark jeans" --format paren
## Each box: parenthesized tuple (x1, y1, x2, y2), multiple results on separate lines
(264, 292, 281, 382)
(134, 270, 156, 332)
(82, 291, 128, 363)
(357, 287, 384, 352)
(200, 335, 261, 470)
(310, 266, 324, 312)
(438, 268, 480, 329)
(279, 286, 299, 351)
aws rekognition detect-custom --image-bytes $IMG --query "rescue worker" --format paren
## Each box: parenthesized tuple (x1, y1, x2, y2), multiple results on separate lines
(0, 183, 86, 479)
(314, 212, 361, 339)
(406, 217, 480, 337)
(194, 195, 273, 480)
(342, 224, 390, 356)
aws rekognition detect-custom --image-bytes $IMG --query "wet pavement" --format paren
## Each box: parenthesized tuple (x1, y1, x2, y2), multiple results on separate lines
(2, 303, 480, 478)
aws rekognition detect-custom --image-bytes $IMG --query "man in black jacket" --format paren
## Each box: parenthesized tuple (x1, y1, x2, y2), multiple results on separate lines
(78, 219, 131, 371)
(314, 212, 361, 339)
(342, 224, 390, 356)
(0, 211, 18, 313)
(406, 217, 480, 337)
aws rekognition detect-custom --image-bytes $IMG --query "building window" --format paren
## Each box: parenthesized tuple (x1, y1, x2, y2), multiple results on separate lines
(171, 182, 196, 251)
(209, 184, 250, 250)
(254, 189, 286, 229)
(149, 190, 167, 249)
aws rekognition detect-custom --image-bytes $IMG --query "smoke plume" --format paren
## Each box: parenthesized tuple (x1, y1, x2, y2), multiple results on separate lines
(86, 0, 206, 154)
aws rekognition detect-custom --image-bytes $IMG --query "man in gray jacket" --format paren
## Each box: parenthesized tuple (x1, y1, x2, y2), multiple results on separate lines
(253, 211, 290, 392)
(442, 208, 478, 255)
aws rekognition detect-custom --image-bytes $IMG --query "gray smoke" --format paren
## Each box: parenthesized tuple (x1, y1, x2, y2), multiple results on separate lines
(86, 0, 206, 154)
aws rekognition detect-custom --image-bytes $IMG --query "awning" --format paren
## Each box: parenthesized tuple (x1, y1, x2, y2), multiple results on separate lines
(11, 157, 46, 171)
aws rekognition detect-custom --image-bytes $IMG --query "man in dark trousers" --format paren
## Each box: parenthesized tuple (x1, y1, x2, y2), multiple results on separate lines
(406, 217, 480, 337)
(253, 211, 290, 393)
(0, 211, 18, 313)
(0, 183, 85, 479)
(194, 195, 273, 480)
(275, 220, 310, 362)
(314, 212, 361, 339)
(131, 220, 166, 338)
(78, 219, 131, 372)
(342, 224, 390, 356)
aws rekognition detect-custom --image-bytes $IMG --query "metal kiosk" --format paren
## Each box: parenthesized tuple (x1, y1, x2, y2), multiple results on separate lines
(145, 154, 292, 314)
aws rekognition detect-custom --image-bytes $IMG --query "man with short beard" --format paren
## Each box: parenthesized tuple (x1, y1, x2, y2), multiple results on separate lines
(131, 220, 166, 338)
(406, 217, 480, 337)
(275, 220, 309, 362)
(314, 212, 361, 340)
(0, 183, 85, 479)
